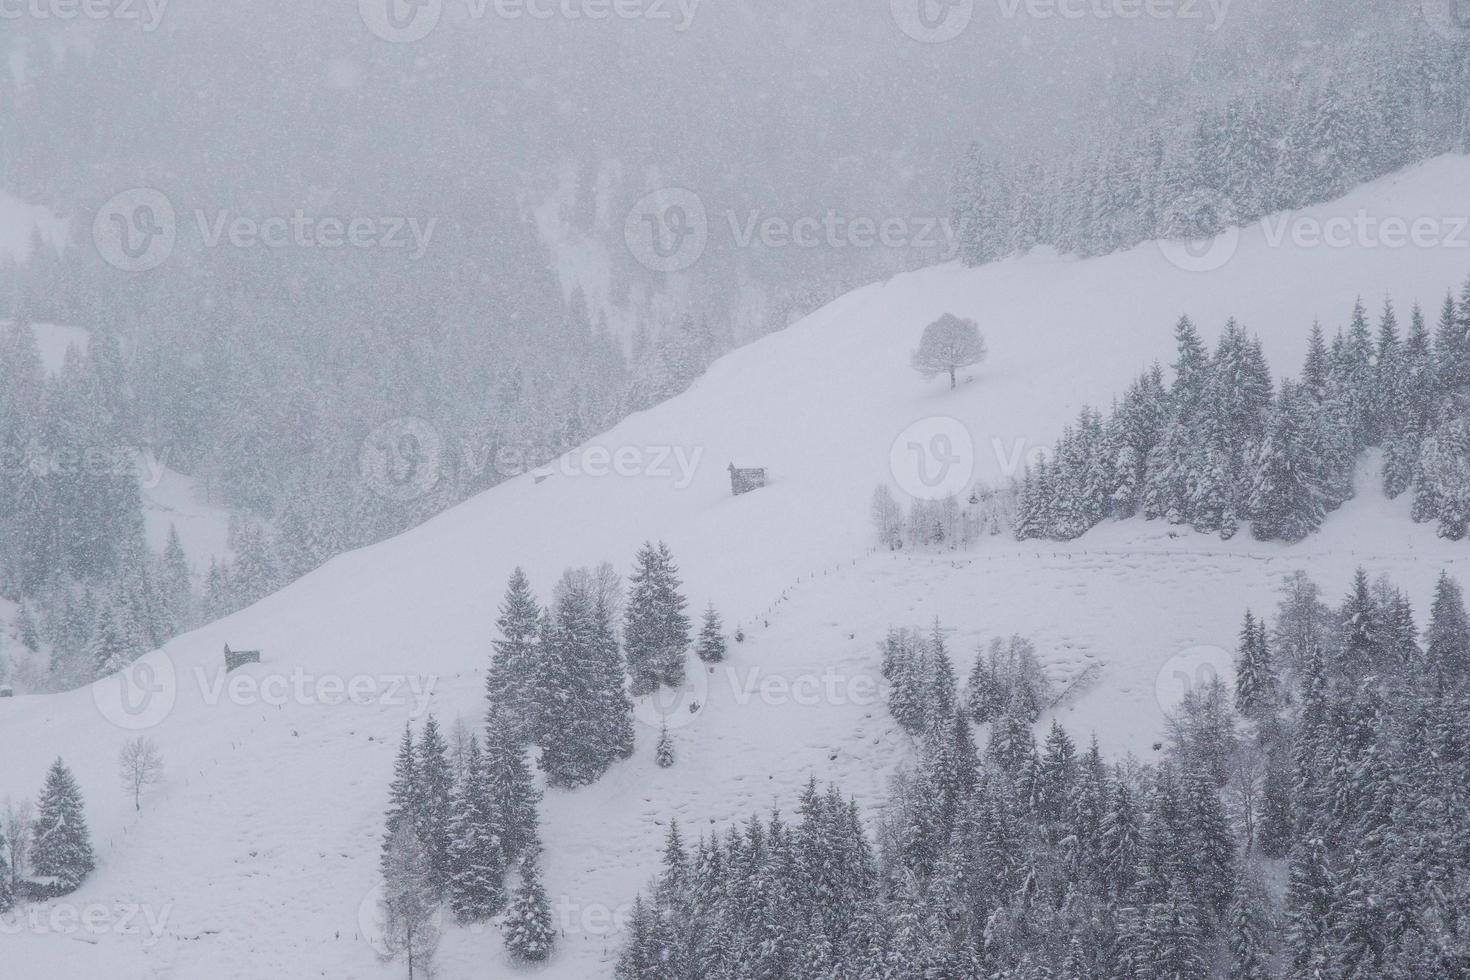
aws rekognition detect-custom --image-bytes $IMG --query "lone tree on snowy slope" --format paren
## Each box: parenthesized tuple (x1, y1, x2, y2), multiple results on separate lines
(119, 736, 164, 812)
(911, 314, 986, 390)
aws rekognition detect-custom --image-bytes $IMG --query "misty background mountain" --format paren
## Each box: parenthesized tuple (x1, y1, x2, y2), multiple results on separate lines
(0, 0, 1465, 691)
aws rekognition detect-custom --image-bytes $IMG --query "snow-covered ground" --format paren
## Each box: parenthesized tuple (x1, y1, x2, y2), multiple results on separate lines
(0, 192, 66, 267)
(4, 156, 1470, 979)
(136, 455, 232, 572)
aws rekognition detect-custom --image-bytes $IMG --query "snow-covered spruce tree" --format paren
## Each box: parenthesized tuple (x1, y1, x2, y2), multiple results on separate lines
(695, 602, 726, 664)
(158, 524, 195, 633)
(655, 722, 674, 768)
(1426, 571, 1470, 682)
(1284, 832, 1338, 978)
(228, 516, 280, 610)
(378, 820, 441, 980)
(1232, 611, 1275, 720)
(504, 845, 556, 963)
(88, 598, 135, 677)
(485, 567, 540, 743)
(414, 715, 455, 893)
(1247, 379, 1329, 542)
(1416, 415, 1470, 540)
(613, 895, 672, 980)
(881, 627, 929, 735)
(0, 827, 12, 913)
(447, 735, 506, 923)
(588, 572, 636, 762)
(381, 723, 420, 880)
(537, 571, 633, 788)
(965, 644, 1004, 724)
(623, 541, 691, 694)
(910, 313, 987, 390)
(30, 758, 95, 893)
(1339, 568, 1387, 679)
(1257, 742, 1294, 860)
(482, 711, 540, 865)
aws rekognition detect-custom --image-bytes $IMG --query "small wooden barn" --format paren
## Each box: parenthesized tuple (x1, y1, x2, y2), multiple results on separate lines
(728, 463, 767, 496)
(224, 644, 261, 672)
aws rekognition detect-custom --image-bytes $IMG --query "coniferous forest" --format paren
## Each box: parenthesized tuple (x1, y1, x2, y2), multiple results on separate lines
(951, 27, 1470, 267)
(1014, 283, 1470, 544)
(616, 569, 1470, 979)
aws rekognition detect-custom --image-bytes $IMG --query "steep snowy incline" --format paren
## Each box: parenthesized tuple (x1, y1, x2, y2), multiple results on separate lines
(5, 156, 1470, 979)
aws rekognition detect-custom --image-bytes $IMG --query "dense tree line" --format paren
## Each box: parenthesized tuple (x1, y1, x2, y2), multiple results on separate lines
(1016, 282, 1470, 543)
(952, 24, 1470, 266)
(484, 548, 705, 786)
(617, 568, 1470, 978)
(0, 324, 197, 690)
(377, 545, 715, 973)
(378, 712, 549, 974)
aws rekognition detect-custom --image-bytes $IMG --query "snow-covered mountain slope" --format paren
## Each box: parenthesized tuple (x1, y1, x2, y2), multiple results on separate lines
(6, 157, 1470, 979)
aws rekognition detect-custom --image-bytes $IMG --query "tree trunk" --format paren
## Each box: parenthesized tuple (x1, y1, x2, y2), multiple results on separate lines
(949, 366, 956, 389)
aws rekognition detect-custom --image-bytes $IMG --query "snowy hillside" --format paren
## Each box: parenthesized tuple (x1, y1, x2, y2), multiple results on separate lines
(5, 156, 1470, 979)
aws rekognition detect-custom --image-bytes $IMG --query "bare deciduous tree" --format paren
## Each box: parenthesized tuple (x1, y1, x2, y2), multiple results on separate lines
(379, 821, 441, 980)
(119, 736, 164, 812)
(911, 314, 987, 390)
(2, 797, 32, 889)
